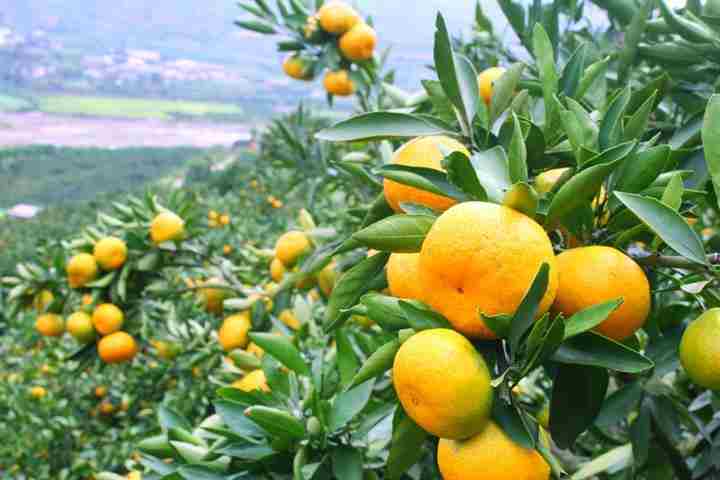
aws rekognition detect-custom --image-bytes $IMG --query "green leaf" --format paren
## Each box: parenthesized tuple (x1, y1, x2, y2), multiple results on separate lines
(216, 443, 274, 460)
(329, 380, 374, 431)
(552, 332, 655, 373)
(577, 56, 610, 100)
(336, 328, 360, 388)
(564, 298, 624, 339)
(445, 151, 488, 201)
(509, 263, 550, 354)
(234, 19, 276, 34)
(213, 400, 264, 438)
(661, 173, 684, 211)
(352, 215, 435, 253)
(569, 444, 634, 480)
(248, 332, 310, 375)
(386, 408, 428, 480)
(614, 192, 707, 265)
(630, 401, 652, 467)
(349, 339, 400, 388)
(490, 63, 525, 123)
(613, 145, 670, 193)
(624, 91, 657, 141)
(244, 406, 306, 439)
(702, 94, 720, 211)
(508, 113, 528, 183)
(618, 0, 654, 81)
(523, 314, 565, 374)
(398, 300, 453, 331)
(324, 252, 390, 331)
(550, 364, 609, 449)
(378, 164, 468, 202)
(628, 73, 670, 113)
(482, 313, 513, 338)
(359, 293, 411, 331)
(503, 182, 538, 218)
(315, 112, 453, 142)
(472, 146, 512, 203)
(599, 87, 631, 150)
(331, 447, 363, 480)
(560, 43, 588, 98)
(492, 399, 536, 449)
(595, 382, 643, 428)
(533, 24, 560, 134)
(158, 405, 192, 432)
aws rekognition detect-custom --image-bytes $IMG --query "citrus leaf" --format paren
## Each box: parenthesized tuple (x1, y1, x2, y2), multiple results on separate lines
(599, 87, 631, 150)
(552, 331, 654, 373)
(490, 63, 525, 124)
(349, 339, 400, 389)
(444, 151, 488, 200)
(248, 332, 310, 375)
(377, 164, 468, 202)
(316, 112, 453, 142)
(509, 263, 550, 354)
(386, 408, 428, 480)
(329, 380, 374, 431)
(398, 300, 453, 331)
(472, 146, 512, 202)
(563, 298, 624, 339)
(508, 113, 528, 183)
(352, 214, 435, 253)
(702, 94, 720, 210)
(492, 399, 537, 449)
(560, 43, 588, 98)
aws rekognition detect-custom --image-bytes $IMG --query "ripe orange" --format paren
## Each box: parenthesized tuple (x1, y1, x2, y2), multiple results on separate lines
(679, 308, 720, 390)
(387, 253, 423, 300)
(383, 136, 469, 213)
(99, 401, 115, 415)
(279, 309, 301, 330)
(316, 261, 337, 296)
(33, 289, 54, 312)
(275, 231, 311, 267)
(35, 313, 64, 337)
(318, 1, 360, 34)
(323, 70, 355, 96)
(477, 66, 506, 105)
(220, 214, 230, 226)
(438, 421, 550, 480)
(199, 278, 228, 315)
(30, 386, 47, 399)
(339, 23, 377, 61)
(150, 211, 185, 244)
(419, 202, 557, 339)
(94, 386, 108, 398)
(92, 304, 125, 336)
(223, 244, 232, 255)
(98, 331, 138, 364)
(93, 236, 128, 270)
(270, 257, 286, 282)
(66, 311, 97, 343)
(393, 329, 493, 439)
(232, 369, 270, 392)
(218, 312, 252, 351)
(246, 342, 265, 358)
(66, 253, 99, 288)
(535, 168, 570, 195)
(553, 246, 650, 341)
(283, 55, 314, 80)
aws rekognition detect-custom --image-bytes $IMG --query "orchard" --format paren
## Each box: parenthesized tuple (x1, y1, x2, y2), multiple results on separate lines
(3, 0, 720, 479)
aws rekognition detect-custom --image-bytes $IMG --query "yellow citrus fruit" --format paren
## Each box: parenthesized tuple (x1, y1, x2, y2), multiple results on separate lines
(438, 421, 550, 480)
(82, 294, 94, 306)
(535, 168, 570, 195)
(317, 261, 337, 296)
(127, 471, 142, 480)
(323, 70, 355, 96)
(387, 253, 423, 300)
(208, 210, 219, 221)
(66, 253, 99, 288)
(275, 231, 311, 267)
(553, 246, 650, 341)
(383, 136, 470, 213)
(30, 386, 47, 399)
(232, 369, 270, 392)
(218, 312, 252, 351)
(98, 331, 138, 364)
(247, 342, 265, 358)
(150, 211, 185, 244)
(270, 257, 286, 282)
(318, 0, 360, 34)
(339, 23, 377, 61)
(220, 214, 230, 226)
(279, 309, 301, 330)
(151, 340, 180, 360)
(680, 308, 720, 390)
(393, 329, 493, 439)
(33, 289, 54, 312)
(199, 277, 227, 314)
(99, 401, 115, 415)
(66, 311, 96, 343)
(95, 386, 107, 398)
(477, 66, 507, 105)
(283, 55, 314, 80)
(35, 313, 64, 337)
(92, 303, 125, 336)
(93, 236, 128, 270)
(419, 202, 557, 339)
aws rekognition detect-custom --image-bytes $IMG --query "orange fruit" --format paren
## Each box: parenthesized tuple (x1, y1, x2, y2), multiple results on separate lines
(679, 308, 720, 390)
(283, 55, 314, 80)
(98, 331, 138, 364)
(477, 66, 506, 105)
(82, 294, 94, 306)
(151, 340, 180, 360)
(553, 246, 650, 341)
(150, 211, 184, 244)
(393, 329, 493, 439)
(419, 202, 557, 339)
(92, 303, 125, 336)
(66, 253, 99, 288)
(535, 168, 570, 195)
(438, 421, 550, 480)
(95, 386, 107, 398)
(387, 253, 423, 300)
(279, 309, 301, 330)
(339, 23, 377, 61)
(67, 311, 97, 343)
(199, 277, 227, 314)
(270, 257, 286, 282)
(318, 1, 360, 34)
(35, 313, 64, 337)
(93, 236, 128, 270)
(208, 210, 219, 221)
(246, 342, 265, 358)
(99, 401, 115, 415)
(232, 369, 270, 392)
(275, 231, 310, 267)
(33, 289, 54, 312)
(220, 214, 230, 226)
(323, 70, 355, 96)
(218, 312, 252, 351)
(316, 261, 337, 296)
(383, 136, 469, 213)
(30, 386, 47, 399)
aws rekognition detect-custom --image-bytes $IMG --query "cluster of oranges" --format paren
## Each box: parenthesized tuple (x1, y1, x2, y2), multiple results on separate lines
(218, 310, 270, 393)
(208, 210, 231, 229)
(283, 1, 377, 97)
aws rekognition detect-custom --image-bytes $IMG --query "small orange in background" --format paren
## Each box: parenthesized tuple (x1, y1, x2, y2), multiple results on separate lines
(232, 369, 270, 392)
(270, 257, 286, 282)
(323, 70, 355, 96)
(198, 278, 228, 315)
(318, 0, 360, 34)
(98, 331, 138, 364)
(282, 55, 314, 81)
(275, 231, 311, 267)
(219, 214, 230, 226)
(92, 303, 124, 336)
(339, 23, 377, 61)
(82, 293, 94, 306)
(99, 401, 115, 415)
(218, 311, 252, 351)
(30, 386, 47, 399)
(477, 66, 507, 105)
(67, 311, 97, 343)
(66, 253, 99, 288)
(93, 236, 128, 270)
(279, 309, 301, 330)
(95, 386, 108, 398)
(35, 313, 64, 337)
(33, 289, 54, 312)
(223, 244, 233, 255)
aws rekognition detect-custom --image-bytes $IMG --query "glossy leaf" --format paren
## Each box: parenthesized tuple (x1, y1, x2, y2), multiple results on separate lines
(493, 399, 536, 449)
(599, 87, 631, 150)
(360, 292, 411, 331)
(445, 151, 488, 201)
(509, 263, 550, 354)
(552, 332, 655, 373)
(248, 332, 310, 375)
(386, 408, 428, 480)
(316, 112, 453, 142)
(702, 94, 720, 210)
(508, 113, 528, 183)
(564, 298, 624, 339)
(329, 380, 375, 431)
(398, 300, 453, 331)
(349, 339, 400, 388)
(560, 43, 587, 98)
(352, 214, 435, 253)
(490, 63, 525, 123)
(533, 24, 559, 133)
(472, 146, 513, 202)
(595, 382, 643, 428)
(378, 164, 468, 201)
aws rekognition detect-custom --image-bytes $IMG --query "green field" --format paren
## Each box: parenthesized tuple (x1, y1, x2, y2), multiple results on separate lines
(35, 95, 244, 120)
